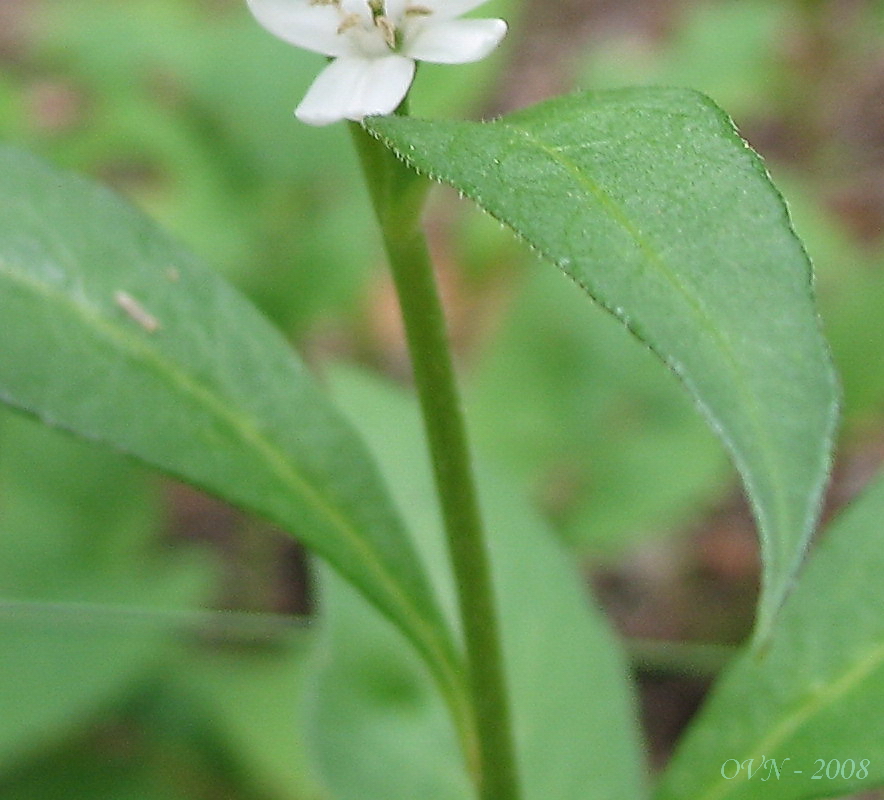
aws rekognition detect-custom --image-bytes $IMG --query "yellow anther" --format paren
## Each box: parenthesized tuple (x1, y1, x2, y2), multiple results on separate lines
(375, 15, 397, 47)
(337, 12, 361, 33)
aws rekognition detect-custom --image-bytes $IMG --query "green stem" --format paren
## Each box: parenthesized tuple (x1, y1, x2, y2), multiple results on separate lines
(350, 120, 521, 800)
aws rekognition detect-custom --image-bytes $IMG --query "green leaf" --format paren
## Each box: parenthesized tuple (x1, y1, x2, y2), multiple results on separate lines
(0, 572, 206, 772)
(0, 145, 462, 712)
(0, 409, 213, 770)
(469, 266, 729, 557)
(655, 471, 884, 800)
(172, 631, 324, 800)
(365, 87, 839, 640)
(309, 368, 646, 800)
(33, 0, 383, 336)
(311, 566, 470, 800)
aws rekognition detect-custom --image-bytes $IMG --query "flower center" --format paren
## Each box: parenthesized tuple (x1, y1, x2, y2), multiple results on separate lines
(317, 0, 433, 55)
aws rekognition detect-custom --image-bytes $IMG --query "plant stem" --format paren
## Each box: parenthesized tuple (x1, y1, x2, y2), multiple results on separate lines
(350, 121, 521, 800)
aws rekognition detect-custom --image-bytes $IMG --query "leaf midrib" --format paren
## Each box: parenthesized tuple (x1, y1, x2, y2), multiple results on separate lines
(687, 641, 884, 800)
(482, 119, 790, 576)
(512, 124, 775, 463)
(0, 258, 458, 685)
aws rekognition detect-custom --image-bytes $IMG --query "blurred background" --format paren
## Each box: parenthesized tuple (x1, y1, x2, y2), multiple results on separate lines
(2, 0, 884, 796)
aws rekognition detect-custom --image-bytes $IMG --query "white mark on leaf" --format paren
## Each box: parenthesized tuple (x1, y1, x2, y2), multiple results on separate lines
(115, 291, 160, 333)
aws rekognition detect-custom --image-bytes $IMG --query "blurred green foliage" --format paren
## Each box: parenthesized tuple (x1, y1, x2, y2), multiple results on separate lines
(2, 0, 884, 796)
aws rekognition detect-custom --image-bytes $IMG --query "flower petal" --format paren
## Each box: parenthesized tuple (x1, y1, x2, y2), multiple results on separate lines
(405, 17, 506, 64)
(339, 0, 373, 23)
(247, 0, 351, 57)
(295, 55, 415, 125)
(383, 0, 408, 20)
(417, 0, 497, 20)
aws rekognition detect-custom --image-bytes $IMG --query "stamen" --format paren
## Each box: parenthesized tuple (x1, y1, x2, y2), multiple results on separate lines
(405, 4, 433, 14)
(375, 15, 397, 48)
(337, 12, 362, 33)
(367, 0, 385, 19)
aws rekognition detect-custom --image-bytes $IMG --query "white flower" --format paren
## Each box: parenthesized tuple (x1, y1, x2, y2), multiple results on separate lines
(247, 0, 507, 125)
